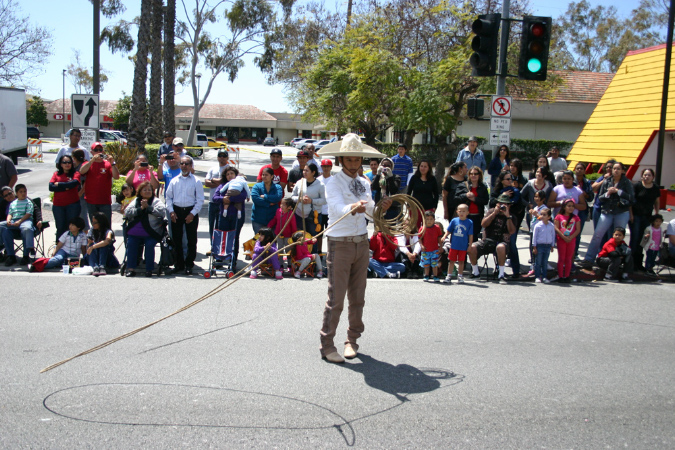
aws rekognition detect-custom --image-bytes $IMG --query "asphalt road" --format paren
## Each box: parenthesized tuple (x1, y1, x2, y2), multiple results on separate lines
(1, 275, 674, 448)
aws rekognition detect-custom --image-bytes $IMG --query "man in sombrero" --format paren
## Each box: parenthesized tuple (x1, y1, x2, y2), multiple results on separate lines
(316, 134, 392, 363)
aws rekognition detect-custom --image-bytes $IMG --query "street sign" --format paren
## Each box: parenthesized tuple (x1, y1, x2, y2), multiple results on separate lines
(499, 132, 510, 146)
(489, 132, 500, 146)
(71, 94, 100, 129)
(491, 96, 512, 117)
(79, 129, 97, 150)
(490, 117, 511, 131)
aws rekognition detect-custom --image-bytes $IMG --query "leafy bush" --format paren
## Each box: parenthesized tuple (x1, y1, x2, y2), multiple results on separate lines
(105, 142, 140, 174)
(112, 176, 127, 198)
(586, 173, 603, 181)
(670, 183, 675, 190)
(143, 144, 160, 169)
(284, 142, 290, 146)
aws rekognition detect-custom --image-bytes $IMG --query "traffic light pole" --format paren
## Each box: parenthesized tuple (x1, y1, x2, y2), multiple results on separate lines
(496, 0, 510, 96)
(655, 0, 674, 187)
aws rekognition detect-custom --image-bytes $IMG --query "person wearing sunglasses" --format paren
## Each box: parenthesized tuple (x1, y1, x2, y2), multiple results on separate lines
(49, 155, 82, 242)
(79, 142, 120, 225)
(489, 171, 525, 278)
(454, 167, 489, 242)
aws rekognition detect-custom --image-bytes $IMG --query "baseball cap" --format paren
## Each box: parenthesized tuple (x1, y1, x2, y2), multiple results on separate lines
(270, 148, 283, 155)
(172, 137, 184, 146)
(296, 150, 309, 158)
(90, 142, 103, 151)
(468, 136, 478, 142)
(217, 149, 229, 157)
(320, 159, 333, 166)
(163, 131, 174, 138)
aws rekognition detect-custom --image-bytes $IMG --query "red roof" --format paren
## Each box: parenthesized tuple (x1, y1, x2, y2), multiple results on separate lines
(46, 98, 118, 115)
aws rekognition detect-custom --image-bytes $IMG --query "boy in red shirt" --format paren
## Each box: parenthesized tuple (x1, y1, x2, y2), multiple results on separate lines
(596, 227, 634, 283)
(419, 211, 443, 282)
(368, 228, 405, 278)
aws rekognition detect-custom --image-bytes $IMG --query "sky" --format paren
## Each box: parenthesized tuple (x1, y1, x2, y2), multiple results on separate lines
(22, 0, 641, 113)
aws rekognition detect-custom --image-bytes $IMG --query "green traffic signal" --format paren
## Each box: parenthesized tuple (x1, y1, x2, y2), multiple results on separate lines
(527, 58, 542, 73)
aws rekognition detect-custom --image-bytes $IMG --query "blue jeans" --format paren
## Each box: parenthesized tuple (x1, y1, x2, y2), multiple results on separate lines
(534, 244, 552, 279)
(1, 220, 35, 256)
(45, 248, 77, 269)
(127, 235, 157, 271)
(368, 259, 406, 278)
(645, 249, 659, 269)
(52, 202, 81, 243)
(86, 203, 112, 225)
(584, 211, 630, 262)
(251, 221, 265, 235)
(574, 209, 589, 258)
(89, 243, 112, 268)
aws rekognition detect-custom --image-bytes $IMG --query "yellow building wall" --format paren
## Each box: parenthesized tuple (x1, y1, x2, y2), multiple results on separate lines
(567, 45, 675, 168)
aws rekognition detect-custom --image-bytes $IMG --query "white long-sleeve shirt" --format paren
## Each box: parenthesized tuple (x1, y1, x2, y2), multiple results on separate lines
(325, 171, 374, 237)
(165, 172, 205, 216)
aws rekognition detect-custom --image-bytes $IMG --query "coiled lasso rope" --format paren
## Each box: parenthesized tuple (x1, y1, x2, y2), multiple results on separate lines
(368, 193, 427, 247)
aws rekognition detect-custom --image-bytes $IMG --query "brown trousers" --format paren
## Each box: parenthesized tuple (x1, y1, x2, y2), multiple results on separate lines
(320, 238, 369, 356)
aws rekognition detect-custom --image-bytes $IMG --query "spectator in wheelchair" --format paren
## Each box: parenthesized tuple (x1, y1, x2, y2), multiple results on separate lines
(468, 193, 516, 284)
(0, 184, 37, 266)
(86, 212, 116, 277)
(124, 181, 167, 277)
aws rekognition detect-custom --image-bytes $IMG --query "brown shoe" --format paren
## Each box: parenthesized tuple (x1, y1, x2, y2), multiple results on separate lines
(322, 351, 345, 364)
(343, 344, 357, 359)
(206, 250, 212, 256)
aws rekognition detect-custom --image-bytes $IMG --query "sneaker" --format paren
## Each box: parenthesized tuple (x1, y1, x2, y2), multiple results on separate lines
(4, 255, 17, 266)
(646, 268, 656, 276)
(433, 276, 440, 282)
(249, 271, 258, 279)
(442, 275, 452, 284)
(543, 278, 550, 284)
(275, 270, 283, 280)
(423, 276, 430, 282)
(387, 272, 400, 279)
(498, 276, 508, 285)
(294, 271, 301, 279)
(470, 273, 480, 279)
(622, 277, 634, 283)
(604, 276, 619, 283)
(535, 278, 542, 283)
(92, 266, 100, 277)
(549, 275, 560, 283)
(526, 270, 535, 277)
(99, 268, 107, 276)
(316, 271, 323, 279)
(457, 275, 465, 284)
(558, 277, 567, 283)
(20, 254, 30, 265)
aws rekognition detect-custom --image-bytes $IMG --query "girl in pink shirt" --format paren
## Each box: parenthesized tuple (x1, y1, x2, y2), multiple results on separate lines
(291, 230, 323, 279)
(554, 199, 581, 282)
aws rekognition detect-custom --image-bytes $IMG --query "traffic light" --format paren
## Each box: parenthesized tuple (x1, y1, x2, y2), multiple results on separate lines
(469, 13, 501, 77)
(467, 98, 484, 119)
(518, 16, 552, 81)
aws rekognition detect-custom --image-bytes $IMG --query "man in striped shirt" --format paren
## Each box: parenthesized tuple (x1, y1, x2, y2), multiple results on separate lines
(0, 184, 35, 265)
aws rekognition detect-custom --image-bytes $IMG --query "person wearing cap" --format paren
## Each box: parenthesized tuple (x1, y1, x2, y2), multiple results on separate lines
(315, 133, 392, 364)
(256, 148, 288, 191)
(56, 128, 91, 163)
(292, 143, 321, 170)
(287, 150, 311, 192)
(79, 142, 120, 224)
(157, 131, 175, 160)
(391, 144, 414, 193)
(455, 136, 487, 173)
(204, 149, 234, 251)
(467, 193, 516, 285)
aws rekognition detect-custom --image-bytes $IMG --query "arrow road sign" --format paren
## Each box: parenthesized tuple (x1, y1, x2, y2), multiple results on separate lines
(489, 132, 500, 146)
(71, 94, 99, 129)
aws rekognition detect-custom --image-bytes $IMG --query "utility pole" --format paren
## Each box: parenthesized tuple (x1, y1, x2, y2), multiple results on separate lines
(656, 0, 674, 187)
(496, 0, 510, 96)
(93, 0, 100, 141)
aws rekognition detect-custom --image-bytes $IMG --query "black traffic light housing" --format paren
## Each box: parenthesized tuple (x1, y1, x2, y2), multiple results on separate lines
(518, 16, 552, 81)
(469, 13, 501, 77)
(467, 98, 485, 119)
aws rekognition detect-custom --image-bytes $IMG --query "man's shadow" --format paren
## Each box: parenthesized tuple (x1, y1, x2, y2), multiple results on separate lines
(339, 354, 458, 402)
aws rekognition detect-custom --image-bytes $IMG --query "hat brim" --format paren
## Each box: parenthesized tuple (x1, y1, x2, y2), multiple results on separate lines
(316, 139, 387, 158)
(496, 197, 513, 204)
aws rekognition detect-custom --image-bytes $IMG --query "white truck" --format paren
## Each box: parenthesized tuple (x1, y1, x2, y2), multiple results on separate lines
(0, 87, 28, 164)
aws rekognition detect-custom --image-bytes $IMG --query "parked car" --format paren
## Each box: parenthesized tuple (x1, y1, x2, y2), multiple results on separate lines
(27, 127, 41, 139)
(208, 137, 226, 148)
(109, 130, 127, 140)
(290, 138, 305, 147)
(296, 139, 318, 149)
(99, 130, 127, 145)
(313, 139, 330, 150)
(263, 137, 276, 146)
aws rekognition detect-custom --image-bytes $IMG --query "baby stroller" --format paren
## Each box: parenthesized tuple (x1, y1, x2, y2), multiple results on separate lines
(120, 219, 173, 276)
(205, 212, 241, 279)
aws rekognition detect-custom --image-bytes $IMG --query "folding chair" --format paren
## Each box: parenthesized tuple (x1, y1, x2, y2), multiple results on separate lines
(654, 243, 675, 277)
(480, 252, 500, 281)
(10, 197, 50, 260)
(289, 231, 316, 278)
(243, 234, 276, 278)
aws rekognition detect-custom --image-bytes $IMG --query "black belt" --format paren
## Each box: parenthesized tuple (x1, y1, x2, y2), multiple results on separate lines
(174, 205, 194, 211)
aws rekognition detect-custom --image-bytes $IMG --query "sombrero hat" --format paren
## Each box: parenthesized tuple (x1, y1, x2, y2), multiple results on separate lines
(316, 133, 387, 158)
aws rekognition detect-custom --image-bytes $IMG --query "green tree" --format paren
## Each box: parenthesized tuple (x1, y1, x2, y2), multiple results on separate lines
(0, 0, 52, 87)
(164, 0, 177, 136)
(26, 96, 48, 127)
(66, 50, 110, 94)
(128, 0, 152, 150)
(148, 0, 164, 144)
(108, 92, 133, 130)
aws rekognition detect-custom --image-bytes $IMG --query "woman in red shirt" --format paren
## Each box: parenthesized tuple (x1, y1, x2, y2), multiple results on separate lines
(49, 155, 82, 242)
(454, 167, 489, 241)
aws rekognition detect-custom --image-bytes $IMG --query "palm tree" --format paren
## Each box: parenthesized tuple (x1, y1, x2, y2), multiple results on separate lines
(128, 0, 152, 151)
(163, 0, 176, 136)
(148, 0, 163, 144)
